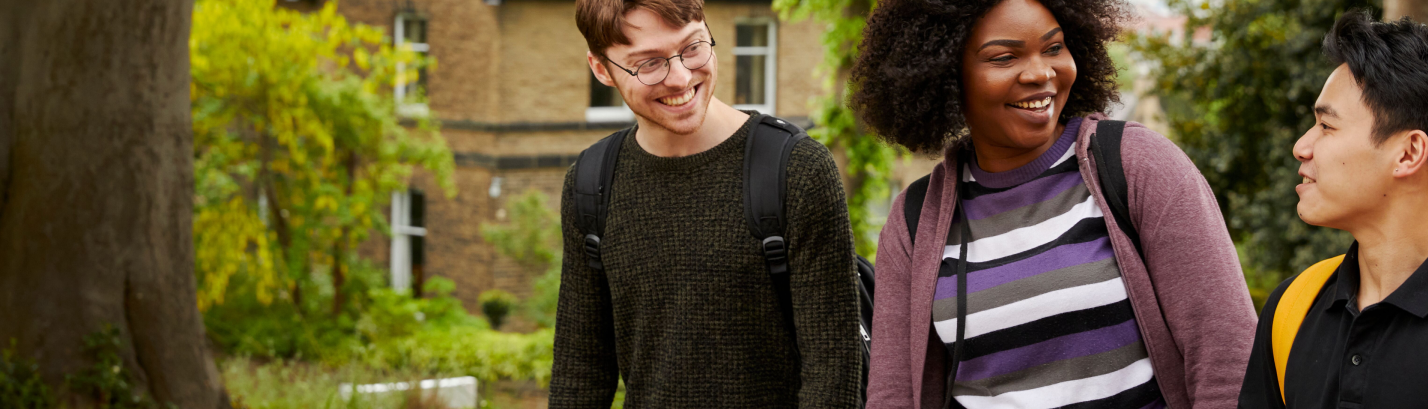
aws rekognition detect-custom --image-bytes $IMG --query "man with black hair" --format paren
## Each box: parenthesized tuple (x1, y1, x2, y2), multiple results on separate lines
(1238, 11, 1428, 408)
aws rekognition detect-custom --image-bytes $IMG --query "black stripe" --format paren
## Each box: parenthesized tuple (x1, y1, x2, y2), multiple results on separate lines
(961, 157, 1080, 199)
(1054, 377, 1163, 409)
(938, 217, 1110, 277)
(946, 299, 1138, 360)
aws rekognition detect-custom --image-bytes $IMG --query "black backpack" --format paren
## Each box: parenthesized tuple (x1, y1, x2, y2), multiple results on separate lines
(900, 120, 1144, 408)
(573, 114, 877, 402)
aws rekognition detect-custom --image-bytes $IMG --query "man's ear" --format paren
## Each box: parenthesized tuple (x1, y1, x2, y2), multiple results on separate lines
(1392, 129, 1427, 179)
(588, 51, 616, 87)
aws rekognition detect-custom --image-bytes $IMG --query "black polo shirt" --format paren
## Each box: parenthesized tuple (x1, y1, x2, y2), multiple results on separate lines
(1239, 242, 1428, 409)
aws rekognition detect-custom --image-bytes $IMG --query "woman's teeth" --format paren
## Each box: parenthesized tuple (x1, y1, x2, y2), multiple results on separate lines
(1013, 97, 1053, 109)
(1303, 177, 1314, 184)
(659, 87, 696, 106)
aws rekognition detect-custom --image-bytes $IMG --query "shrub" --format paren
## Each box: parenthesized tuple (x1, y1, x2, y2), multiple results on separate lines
(477, 290, 518, 330)
(0, 341, 53, 409)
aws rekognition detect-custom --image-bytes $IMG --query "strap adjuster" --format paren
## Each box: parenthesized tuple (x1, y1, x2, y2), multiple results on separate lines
(584, 234, 604, 270)
(762, 236, 789, 275)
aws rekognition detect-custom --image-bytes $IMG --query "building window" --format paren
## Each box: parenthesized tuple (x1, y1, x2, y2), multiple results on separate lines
(390, 188, 427, 296)
(587, 71, 634, 122)
(395, 14, 430, 118)
(734, 20, 776, 115)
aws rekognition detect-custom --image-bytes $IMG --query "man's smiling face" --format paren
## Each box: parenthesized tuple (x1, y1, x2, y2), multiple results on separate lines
(590, 9, 716, 135)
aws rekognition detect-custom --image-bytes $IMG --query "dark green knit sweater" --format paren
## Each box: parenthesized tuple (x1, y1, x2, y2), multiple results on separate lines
(550, 114, 862, 408)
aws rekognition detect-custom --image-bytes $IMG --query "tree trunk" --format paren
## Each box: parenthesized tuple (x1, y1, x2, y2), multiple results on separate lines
(0, 0, 226, 408)
(1385, 0, 1428, 23)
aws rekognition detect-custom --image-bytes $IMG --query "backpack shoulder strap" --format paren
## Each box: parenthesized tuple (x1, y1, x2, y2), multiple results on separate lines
(1089, 119, 1146, 260)
(744, 114, 807, 357)
(903, 174, 933, 247)
(572, 127, 630, 270)
(744, 114, 807, 276)
(1272, 254, 1345, 403)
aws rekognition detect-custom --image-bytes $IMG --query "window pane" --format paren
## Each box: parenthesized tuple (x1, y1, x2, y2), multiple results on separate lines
(736, 55, 766, 105)
(403, 17, 427, 44)
(590, 71, 624, 107)
(409, 188, 425, 227)
(736, 23, 768, 47)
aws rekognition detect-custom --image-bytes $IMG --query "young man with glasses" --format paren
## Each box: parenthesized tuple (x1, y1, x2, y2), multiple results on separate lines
(1237, 11, 1428, 408)
(549, 0, 862, 407)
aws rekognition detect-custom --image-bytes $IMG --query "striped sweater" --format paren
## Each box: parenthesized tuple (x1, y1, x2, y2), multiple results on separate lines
(933, 118, 1166, 408)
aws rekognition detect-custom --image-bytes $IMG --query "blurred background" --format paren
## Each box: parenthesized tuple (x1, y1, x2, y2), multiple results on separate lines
(0, 0, 1423, 407)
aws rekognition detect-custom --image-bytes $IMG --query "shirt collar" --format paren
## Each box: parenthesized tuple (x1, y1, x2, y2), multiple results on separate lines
(1330, 241, 1428, 318)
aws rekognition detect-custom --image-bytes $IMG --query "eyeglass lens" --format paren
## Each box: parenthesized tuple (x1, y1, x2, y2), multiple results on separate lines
(634, 42, 712, 85)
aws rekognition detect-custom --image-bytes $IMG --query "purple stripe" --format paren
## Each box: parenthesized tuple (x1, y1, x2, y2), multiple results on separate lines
(956, 319, 1142, 381)
(934, 238, 1115, 300)
(1140, 400, 1167, 409)
(963, 171, 1084, 220)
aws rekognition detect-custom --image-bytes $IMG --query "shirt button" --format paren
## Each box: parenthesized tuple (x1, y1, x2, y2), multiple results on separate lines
(1351, 354, 1363, 365)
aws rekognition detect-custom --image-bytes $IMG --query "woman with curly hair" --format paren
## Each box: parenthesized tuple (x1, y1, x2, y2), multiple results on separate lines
(853, 0, 1257, 407)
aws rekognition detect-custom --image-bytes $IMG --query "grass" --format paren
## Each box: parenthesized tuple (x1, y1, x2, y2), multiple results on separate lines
(220, 357, 462, 409)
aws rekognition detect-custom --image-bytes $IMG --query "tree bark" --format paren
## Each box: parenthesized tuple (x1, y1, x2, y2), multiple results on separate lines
(0, 0, 226, 408)
(1385, 0, 1428, 23)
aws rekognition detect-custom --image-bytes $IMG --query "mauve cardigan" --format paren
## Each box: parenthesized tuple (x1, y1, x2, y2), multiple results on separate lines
(867, 114, 1257, 409)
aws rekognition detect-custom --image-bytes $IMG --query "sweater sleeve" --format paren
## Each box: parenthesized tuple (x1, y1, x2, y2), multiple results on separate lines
(548, 165, 620, 408)
(866, 179, 918, 409)
(1121, 126, 1259, 408)
(783, 139, 863, 408)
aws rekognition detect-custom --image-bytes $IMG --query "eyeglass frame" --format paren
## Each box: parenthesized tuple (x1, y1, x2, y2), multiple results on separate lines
(601, 26, 717, 86)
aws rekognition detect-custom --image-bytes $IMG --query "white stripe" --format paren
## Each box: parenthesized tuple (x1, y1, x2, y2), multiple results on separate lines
(954, 358, 1155, 409)
(934, 277, 1127, 340)
(943, 196, 1103, 263)
(1051, 142, 1078, 167)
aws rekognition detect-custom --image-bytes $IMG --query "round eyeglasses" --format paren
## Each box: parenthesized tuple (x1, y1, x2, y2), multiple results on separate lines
(607, 40, 716, 86)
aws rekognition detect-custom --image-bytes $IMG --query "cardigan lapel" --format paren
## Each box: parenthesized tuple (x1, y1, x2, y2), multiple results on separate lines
(908, 149, 962, 409)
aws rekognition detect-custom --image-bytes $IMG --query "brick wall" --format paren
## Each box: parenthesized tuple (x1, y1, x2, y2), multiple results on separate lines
(349, 0, 829, 315)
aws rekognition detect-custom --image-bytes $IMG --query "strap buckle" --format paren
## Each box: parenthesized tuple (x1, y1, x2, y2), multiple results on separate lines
(584, 234, 604, 270)
(762, 236, 789, 275)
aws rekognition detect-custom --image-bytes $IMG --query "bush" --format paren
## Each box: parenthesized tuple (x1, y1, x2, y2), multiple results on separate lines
(66, 326, 158, 409)
(477, 290, 518, 330)
(0, 341, 53, 409)
(523, 264, 561, 329)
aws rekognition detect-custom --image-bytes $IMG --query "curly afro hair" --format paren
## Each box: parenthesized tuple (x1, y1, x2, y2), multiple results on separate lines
(850, 0, 1131, 154)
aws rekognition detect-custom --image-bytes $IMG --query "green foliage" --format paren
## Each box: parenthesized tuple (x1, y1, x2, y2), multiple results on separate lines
(477, 290, 519, 330)
(207, 259, 554, 387)
(0, 341, 53, 409)
(479, 190, 562, 328)
(65, 327, 158, 409)
(190, 0, 454, 314)
(773, 0, 900, 256)
(361, 326, 555, 386)
(1129, 0, 1367, 285)
(523, 265, 562, 329)
(480, 190, 561, 271)
(220, 357, 426, 409)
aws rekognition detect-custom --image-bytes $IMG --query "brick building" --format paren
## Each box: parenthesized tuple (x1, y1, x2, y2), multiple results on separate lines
(330, 0, 829, 312)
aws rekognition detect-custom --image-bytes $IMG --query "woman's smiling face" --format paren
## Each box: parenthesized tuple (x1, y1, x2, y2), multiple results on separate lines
(960, 0, 1077, 163)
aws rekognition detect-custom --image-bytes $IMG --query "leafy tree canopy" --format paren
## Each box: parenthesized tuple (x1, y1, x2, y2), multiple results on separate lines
(190, 0, 455, 312)
(1130, 0, 1369, 292)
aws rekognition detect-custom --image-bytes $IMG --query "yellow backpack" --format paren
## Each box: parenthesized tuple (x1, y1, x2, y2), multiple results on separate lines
(1270, 254, 1346, 404)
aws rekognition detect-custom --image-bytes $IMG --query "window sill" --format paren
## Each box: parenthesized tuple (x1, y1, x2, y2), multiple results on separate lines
(586, 106, 635, 123)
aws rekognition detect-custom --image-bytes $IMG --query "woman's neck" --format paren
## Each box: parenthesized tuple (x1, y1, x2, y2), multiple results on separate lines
(968, 123, 1067, 173)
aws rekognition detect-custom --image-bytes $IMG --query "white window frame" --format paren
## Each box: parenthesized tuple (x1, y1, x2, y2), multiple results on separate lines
(395, 14, 431, 118)
(389, 190, 427, 293)
(732, 18, 777, 115)
(586, 71, 635, 122)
